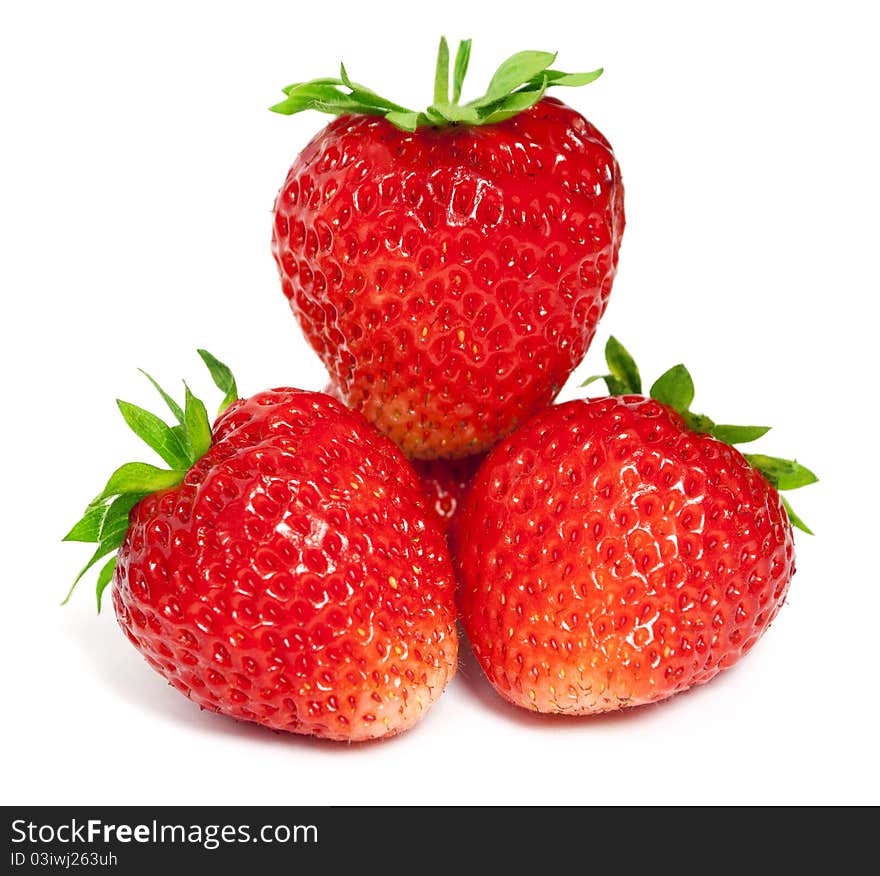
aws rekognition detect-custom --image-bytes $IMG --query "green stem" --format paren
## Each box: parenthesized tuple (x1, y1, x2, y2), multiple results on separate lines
(434, 37, 450, 106)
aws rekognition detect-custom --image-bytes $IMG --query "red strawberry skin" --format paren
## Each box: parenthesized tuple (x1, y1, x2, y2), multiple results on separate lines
(112, 390, 458, 741)
(453, 396, 794, 714)
(412, 455, 485, 534)
(324, 381, 483, 533)
(272, 97, 625, 459)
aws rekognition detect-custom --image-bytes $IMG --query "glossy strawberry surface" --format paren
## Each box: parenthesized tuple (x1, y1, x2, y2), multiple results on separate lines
(272, 97, 625, 458)
(112, 390, 457, 741)
(412, 455, 485, 534)
(453, 396, 795, 714)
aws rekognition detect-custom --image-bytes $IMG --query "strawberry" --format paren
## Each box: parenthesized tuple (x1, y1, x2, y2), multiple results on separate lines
(412, 455, 485, 534)
(270, 38, 624, 458)
(453, 338, 816, 715)
(65, 352, 457, 741)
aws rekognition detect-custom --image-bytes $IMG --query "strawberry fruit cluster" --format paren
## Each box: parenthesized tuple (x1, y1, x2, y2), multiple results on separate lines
(67, 39, 815, 741)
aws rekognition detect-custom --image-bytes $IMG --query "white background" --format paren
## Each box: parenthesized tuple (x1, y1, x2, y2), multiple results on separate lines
(2, 1, 877, 805)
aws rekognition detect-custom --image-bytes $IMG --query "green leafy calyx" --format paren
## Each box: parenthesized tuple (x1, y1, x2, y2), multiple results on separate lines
(270, 37, 603, 132)
(63, 350, 239, 611)
(582, 337, 818, 534)
(581, 336, 642, 396)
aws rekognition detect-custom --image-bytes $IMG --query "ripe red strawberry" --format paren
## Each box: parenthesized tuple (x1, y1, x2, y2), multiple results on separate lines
(65, 352, 457, 741)
(271, 38, 624, 458)
(411, 455, 485, 534)
(453, 338, 816, 715)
